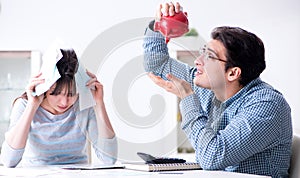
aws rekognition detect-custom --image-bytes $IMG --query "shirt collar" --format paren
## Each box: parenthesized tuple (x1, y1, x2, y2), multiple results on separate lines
(212, 78, 264, 108)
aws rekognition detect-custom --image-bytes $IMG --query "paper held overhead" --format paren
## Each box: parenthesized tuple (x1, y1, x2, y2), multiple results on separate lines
(32, 39, 96, 111)
(32, 39, 65, 96)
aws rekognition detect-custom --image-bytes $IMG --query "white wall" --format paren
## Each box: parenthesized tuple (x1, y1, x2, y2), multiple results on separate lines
(0, 0, 299, 140)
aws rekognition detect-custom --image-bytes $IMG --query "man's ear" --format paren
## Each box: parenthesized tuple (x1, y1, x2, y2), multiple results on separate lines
(227, 67, 241, 82)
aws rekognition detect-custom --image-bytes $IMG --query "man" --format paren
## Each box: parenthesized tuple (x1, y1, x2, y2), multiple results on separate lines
(143, 2, 292, 178)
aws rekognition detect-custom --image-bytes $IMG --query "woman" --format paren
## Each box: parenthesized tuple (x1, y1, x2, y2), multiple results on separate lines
(0, 48, 117, 167)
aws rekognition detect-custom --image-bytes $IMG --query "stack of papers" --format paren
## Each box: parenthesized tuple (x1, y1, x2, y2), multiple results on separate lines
(61, 164, 125, 170)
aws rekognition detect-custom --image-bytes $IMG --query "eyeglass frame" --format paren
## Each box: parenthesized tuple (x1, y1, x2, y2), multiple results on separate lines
(199, 45, 227, 63)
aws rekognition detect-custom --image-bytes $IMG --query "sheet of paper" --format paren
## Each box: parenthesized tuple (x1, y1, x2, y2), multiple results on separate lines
(0, 166, 60, 177)
(75, 61, 96, 111)
(33, 39, 64, 96)
(61, 163, 125, 170)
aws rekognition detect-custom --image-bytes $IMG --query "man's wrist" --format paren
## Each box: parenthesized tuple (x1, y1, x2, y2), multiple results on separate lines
(149, 20, 155, 31)
(180, 90, 194, 99)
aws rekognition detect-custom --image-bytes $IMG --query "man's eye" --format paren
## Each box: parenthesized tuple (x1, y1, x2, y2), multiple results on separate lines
(207, 53, 217, 59)
(208, 54, 215, 59)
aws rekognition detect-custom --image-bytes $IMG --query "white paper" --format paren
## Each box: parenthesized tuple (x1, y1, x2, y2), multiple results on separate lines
(61, 163, 125, 170)
(32, 39, 64, 96)
(75, 61, 96, 111)
(0, 166, 60, 177)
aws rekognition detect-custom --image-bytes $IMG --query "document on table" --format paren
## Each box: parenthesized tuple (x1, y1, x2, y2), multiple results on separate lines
(61, 163, 125, 170)
(0, 166, 60, 177)
(0, 164, 124, 176)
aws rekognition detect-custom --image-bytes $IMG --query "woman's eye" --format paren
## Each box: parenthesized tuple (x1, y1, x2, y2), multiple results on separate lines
(67, 93, 77, 97)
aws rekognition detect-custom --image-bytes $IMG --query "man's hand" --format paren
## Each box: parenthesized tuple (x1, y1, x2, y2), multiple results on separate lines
(156, 2, 182, 21)
(148, 72, 193, 99)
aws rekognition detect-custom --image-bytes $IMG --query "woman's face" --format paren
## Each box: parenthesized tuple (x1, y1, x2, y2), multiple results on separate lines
(41, 84, 78, 115)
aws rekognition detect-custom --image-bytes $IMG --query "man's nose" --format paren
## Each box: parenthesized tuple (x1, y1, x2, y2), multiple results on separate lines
(194, 55, 204, 66)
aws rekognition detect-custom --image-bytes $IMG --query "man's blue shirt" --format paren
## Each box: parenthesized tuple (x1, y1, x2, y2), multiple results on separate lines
(143, 25, 293, 178)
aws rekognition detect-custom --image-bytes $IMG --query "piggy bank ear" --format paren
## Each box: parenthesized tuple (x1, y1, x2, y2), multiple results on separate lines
(184, 12, 188, 17)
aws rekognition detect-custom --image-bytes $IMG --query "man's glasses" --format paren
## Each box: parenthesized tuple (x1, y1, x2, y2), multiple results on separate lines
(199, 46, 227, 63)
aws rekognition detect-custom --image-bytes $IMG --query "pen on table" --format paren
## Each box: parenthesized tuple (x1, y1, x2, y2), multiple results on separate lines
(159, 172, 184, 175)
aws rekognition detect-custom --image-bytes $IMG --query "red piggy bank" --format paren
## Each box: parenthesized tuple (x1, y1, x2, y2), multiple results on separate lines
(154, 11, 189, 43)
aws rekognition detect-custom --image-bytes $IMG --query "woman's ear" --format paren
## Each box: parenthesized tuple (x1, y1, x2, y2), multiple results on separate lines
(227, 67, 241, 82)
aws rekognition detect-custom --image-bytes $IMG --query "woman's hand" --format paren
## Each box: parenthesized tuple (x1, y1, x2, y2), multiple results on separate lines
(85, 70, 104, 104)
(26, 72, 45, 107)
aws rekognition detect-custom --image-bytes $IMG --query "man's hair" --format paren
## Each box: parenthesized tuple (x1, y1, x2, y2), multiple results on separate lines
(211, 26, 266, 86)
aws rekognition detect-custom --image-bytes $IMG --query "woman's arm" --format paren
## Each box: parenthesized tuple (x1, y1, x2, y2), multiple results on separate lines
(5, 100, 39, 149)
(86, 70, 115, 139)
(85, 70, 117, 164)
(1, 73, 44, 167)
(5, 73, 44, 149)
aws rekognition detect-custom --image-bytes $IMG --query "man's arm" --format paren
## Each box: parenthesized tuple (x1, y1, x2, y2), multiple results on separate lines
(180, 91, 291, 170)
(143, 21, 194, 83)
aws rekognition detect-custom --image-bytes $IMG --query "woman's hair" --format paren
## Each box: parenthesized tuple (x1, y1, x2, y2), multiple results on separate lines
(50, 48, 79, 96)
(211, 26, 266, 86)
(14, 48, 79, 104)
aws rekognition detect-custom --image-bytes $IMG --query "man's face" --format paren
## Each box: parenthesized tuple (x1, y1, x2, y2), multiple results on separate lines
(193, 39, 227, 91)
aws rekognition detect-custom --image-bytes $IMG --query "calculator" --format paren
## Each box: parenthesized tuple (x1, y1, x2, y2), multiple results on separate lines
(137, 152, 186, 164)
